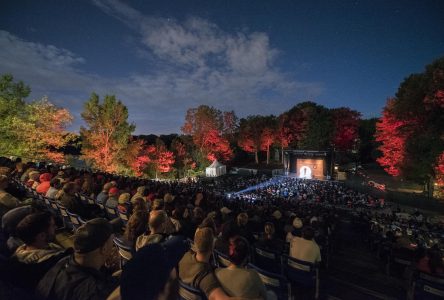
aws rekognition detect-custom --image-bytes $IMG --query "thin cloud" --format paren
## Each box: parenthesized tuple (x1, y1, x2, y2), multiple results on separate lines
(0, 1, 323, 134)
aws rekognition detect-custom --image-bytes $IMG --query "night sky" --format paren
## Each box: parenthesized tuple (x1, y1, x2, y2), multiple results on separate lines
(1, 0, 443, 134)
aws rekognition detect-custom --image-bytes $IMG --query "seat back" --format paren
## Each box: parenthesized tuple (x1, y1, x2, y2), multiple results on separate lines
(247, 263, 291, 299)
(67, 210, 82, 229)
(414, 272, 444, 300)
(118, 211, 129, 222)
(178, 280, 206, 300)
(252, 246, 281, 273)
(282, 254, 319, 298)
(113, 237, 133, 269)
(213, 250, 230, 267)
(56, 203, 73, 230)
(105, 206, 118, 219)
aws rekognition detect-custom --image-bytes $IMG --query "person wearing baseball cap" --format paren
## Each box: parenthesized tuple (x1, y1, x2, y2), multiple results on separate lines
(36, 218, 119, 300)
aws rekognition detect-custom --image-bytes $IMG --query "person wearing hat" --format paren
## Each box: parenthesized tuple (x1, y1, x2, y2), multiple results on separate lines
(26, 170, 40, 189)
(36, 218, 119, 300)
(36, 173, 53, 195)
(178, 227, 234, 300)
(117, 192, 131, 215)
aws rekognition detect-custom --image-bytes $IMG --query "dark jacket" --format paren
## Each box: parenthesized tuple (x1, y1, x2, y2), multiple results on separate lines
(36, 255, 119, 300)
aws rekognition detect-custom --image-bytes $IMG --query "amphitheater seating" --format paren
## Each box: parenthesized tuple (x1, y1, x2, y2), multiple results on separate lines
(247, 263, 291, 299)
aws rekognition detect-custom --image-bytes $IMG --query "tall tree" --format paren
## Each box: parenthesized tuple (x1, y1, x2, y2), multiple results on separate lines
(171, 137, 196, 177)
(238, 115, 275, 164)
(136, 139, 175, 179)
(276, 113, 293, 163)
(297, 102, 333, 150)
(24, 98, 74, 163)
(181, 105, 232, 164)
(80, 93, 136, 173)
(0, 74, 31, 157)
(375, 56, 444, 193)
(375, 99, 411, 176)
(331, 107, 361, 151)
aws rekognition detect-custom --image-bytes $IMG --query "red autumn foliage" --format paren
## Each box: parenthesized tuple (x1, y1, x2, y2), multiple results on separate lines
(203, 129, 233, 162)
(375, 99, 410, 176)
(134, 143, 175, 177)
(435, 152, 444, 186)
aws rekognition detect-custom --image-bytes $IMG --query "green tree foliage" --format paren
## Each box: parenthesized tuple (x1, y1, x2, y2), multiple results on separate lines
(297, 102, 333, 150)
(0, 74, 31, 156)
(80, 93, 137, 173)
(0, 74, 73, 161)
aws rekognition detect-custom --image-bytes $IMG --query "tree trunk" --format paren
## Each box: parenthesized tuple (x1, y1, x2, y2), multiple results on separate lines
(281, 146, 284, 164)
(266, 145, 270, 165)
(255, 151, 259, 164)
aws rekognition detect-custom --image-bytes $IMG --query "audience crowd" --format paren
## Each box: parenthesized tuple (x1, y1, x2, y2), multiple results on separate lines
(0, 156, 442, 300)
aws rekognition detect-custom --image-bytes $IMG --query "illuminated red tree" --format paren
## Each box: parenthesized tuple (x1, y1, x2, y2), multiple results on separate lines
(375, 99, 410, 176)
(238, 115, 276, 164)
(435, 152, 444, 185)
(181, 105, 234, 165)
(135, 139, 175, 178)
(203, 129, 233, 162)
(81, 93, 135, 173)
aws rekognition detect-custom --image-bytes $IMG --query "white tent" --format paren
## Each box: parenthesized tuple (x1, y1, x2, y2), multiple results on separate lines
(205, 160, 226, 177)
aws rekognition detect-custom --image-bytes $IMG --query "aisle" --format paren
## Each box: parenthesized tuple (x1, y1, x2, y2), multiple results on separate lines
(323, 218, 406, 300)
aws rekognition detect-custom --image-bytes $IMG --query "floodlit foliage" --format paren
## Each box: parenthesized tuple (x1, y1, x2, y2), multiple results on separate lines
(181, 105, 233, 164)
(375, 99, 409, 176)
(0, 74, 73, 161)
(135, 139, 175, 178)
(80, 93, 136, 173)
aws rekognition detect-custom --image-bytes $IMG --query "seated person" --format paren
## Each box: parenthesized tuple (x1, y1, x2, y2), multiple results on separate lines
(289, 226, 321, 264)
(104, 187, 119, 209)
(2, 212, 71, 291)
(45, 177, 63, 199)
(215, 236, 267, 299)
(178, 227, 236, 300)
(36, 218, 119, 300)
(117, 193, 131, 214)
(0, 175, 20, 216)
(118, 236, 190, 300)
(215, 220, 239, 255)
(36, 173, 52, 195)
(286, 217, 303, 243)
(59, 182, 102, 220)
(121, 210, 148, 248)
(1, 204, 35, 253)
(96, 182, 113, 205)
(254, 222, 284, 253)
(135, 210, 170, 250)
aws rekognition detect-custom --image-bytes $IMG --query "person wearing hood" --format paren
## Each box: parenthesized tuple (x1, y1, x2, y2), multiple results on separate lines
(36, 173, 53, 195)
(2, 212, 71, 291)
